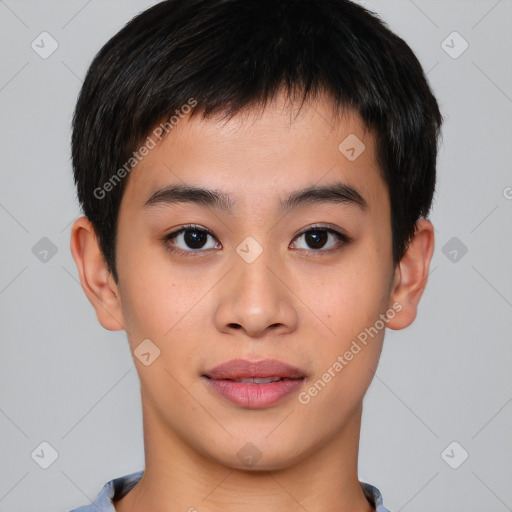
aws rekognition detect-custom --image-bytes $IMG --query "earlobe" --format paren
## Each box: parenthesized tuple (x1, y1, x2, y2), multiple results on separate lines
(386, 218, 435, 331)
(70, 216, 125, 331)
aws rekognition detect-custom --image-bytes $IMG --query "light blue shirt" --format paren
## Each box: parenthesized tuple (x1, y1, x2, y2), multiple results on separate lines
(69, 470, 392, 511)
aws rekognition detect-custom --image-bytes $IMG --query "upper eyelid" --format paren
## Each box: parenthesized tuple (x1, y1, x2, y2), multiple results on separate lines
(167, 223, 344, 236)
(166, 224, 215, 237)
(294, 223, 346, 237)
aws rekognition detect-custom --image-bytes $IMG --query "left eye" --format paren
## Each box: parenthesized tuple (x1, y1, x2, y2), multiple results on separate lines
(290, 227, 348, 251)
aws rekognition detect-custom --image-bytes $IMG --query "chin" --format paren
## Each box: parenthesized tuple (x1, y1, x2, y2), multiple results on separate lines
(207, 437, 308, 472)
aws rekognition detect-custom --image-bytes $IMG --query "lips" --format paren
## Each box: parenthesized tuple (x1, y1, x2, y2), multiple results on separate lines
(202, 359, 307, 409)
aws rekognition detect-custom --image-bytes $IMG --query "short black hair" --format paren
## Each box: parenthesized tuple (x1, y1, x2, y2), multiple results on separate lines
(72, 0, 443, 284)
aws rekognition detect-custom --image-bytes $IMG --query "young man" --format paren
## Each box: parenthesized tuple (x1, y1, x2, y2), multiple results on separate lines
(68, 0, 442, 510)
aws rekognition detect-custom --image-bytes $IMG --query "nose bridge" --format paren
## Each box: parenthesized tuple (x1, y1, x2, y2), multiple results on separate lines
(213, 235, 298, 337)
(232, 235, 281, 307)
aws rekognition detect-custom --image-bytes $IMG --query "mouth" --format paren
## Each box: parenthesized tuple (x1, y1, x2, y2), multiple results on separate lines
(211, 376, 300, 384)
(201, 359, 307, 409)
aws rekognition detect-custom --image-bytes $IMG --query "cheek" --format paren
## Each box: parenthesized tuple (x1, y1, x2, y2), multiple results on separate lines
(308, 256, 389, 331)
(303, 277, 387, 416)
(117, 245, 179, 342)
(299, 250, 391, 387)
(119, 279, 167, 339)
(117, 248, 215, 371)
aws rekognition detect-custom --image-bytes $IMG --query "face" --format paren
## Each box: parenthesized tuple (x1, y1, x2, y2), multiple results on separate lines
(79, 91, 415, 471)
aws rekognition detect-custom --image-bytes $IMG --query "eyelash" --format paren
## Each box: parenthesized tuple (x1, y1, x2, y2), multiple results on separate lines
(162, 223, 351, 257)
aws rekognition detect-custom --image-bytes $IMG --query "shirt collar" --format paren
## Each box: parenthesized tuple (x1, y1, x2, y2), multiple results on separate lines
(86, 470, 391, 512)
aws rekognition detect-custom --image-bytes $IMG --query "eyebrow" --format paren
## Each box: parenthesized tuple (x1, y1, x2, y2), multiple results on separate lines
(143, 181, 367, 213)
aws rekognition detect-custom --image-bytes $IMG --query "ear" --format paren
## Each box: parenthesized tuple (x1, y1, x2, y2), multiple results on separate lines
(386, 218, 435, 330)
(70, 216, 125, 331)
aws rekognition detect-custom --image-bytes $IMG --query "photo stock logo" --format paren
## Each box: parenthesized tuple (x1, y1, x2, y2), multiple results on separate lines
(236, 236, 263, 264)
(338, 134, 366, 162)
(32, 237, 58, 263)
(441, 441, 469, 469)
(31, 31, 59, 59)
(442, 236, 468, 263)
(134, 338, 161, 366)
(31, 441, 59, 469)
(237, 442, 263, 468)
(441, 31, 469, 60)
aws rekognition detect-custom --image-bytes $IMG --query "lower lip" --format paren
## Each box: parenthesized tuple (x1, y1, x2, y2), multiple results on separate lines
(203, 378, 305, 409)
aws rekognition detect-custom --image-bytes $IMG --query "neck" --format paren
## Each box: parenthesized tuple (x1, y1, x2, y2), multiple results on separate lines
(114, 400, 374, 512)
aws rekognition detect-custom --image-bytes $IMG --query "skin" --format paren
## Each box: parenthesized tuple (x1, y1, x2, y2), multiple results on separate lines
(70, 90, 434, 512)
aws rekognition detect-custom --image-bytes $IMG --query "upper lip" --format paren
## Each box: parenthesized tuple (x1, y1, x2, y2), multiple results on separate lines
(203, 358, 307, 380)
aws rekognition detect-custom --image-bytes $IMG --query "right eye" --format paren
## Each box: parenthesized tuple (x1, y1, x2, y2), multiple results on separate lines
(163, 224, 222, 255)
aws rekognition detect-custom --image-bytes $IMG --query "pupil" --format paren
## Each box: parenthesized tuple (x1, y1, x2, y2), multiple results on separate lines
(185, 230, 206, 249)
(306, 230, 327, 249)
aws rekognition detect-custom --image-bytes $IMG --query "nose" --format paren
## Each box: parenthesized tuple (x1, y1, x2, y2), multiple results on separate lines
(213, 245, 299, 339)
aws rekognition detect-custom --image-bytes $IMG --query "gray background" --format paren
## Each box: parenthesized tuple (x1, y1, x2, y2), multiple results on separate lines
(0, 0, 511, 511)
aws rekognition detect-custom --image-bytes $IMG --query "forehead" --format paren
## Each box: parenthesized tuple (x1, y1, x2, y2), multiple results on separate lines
(121, 92, 387, 215)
